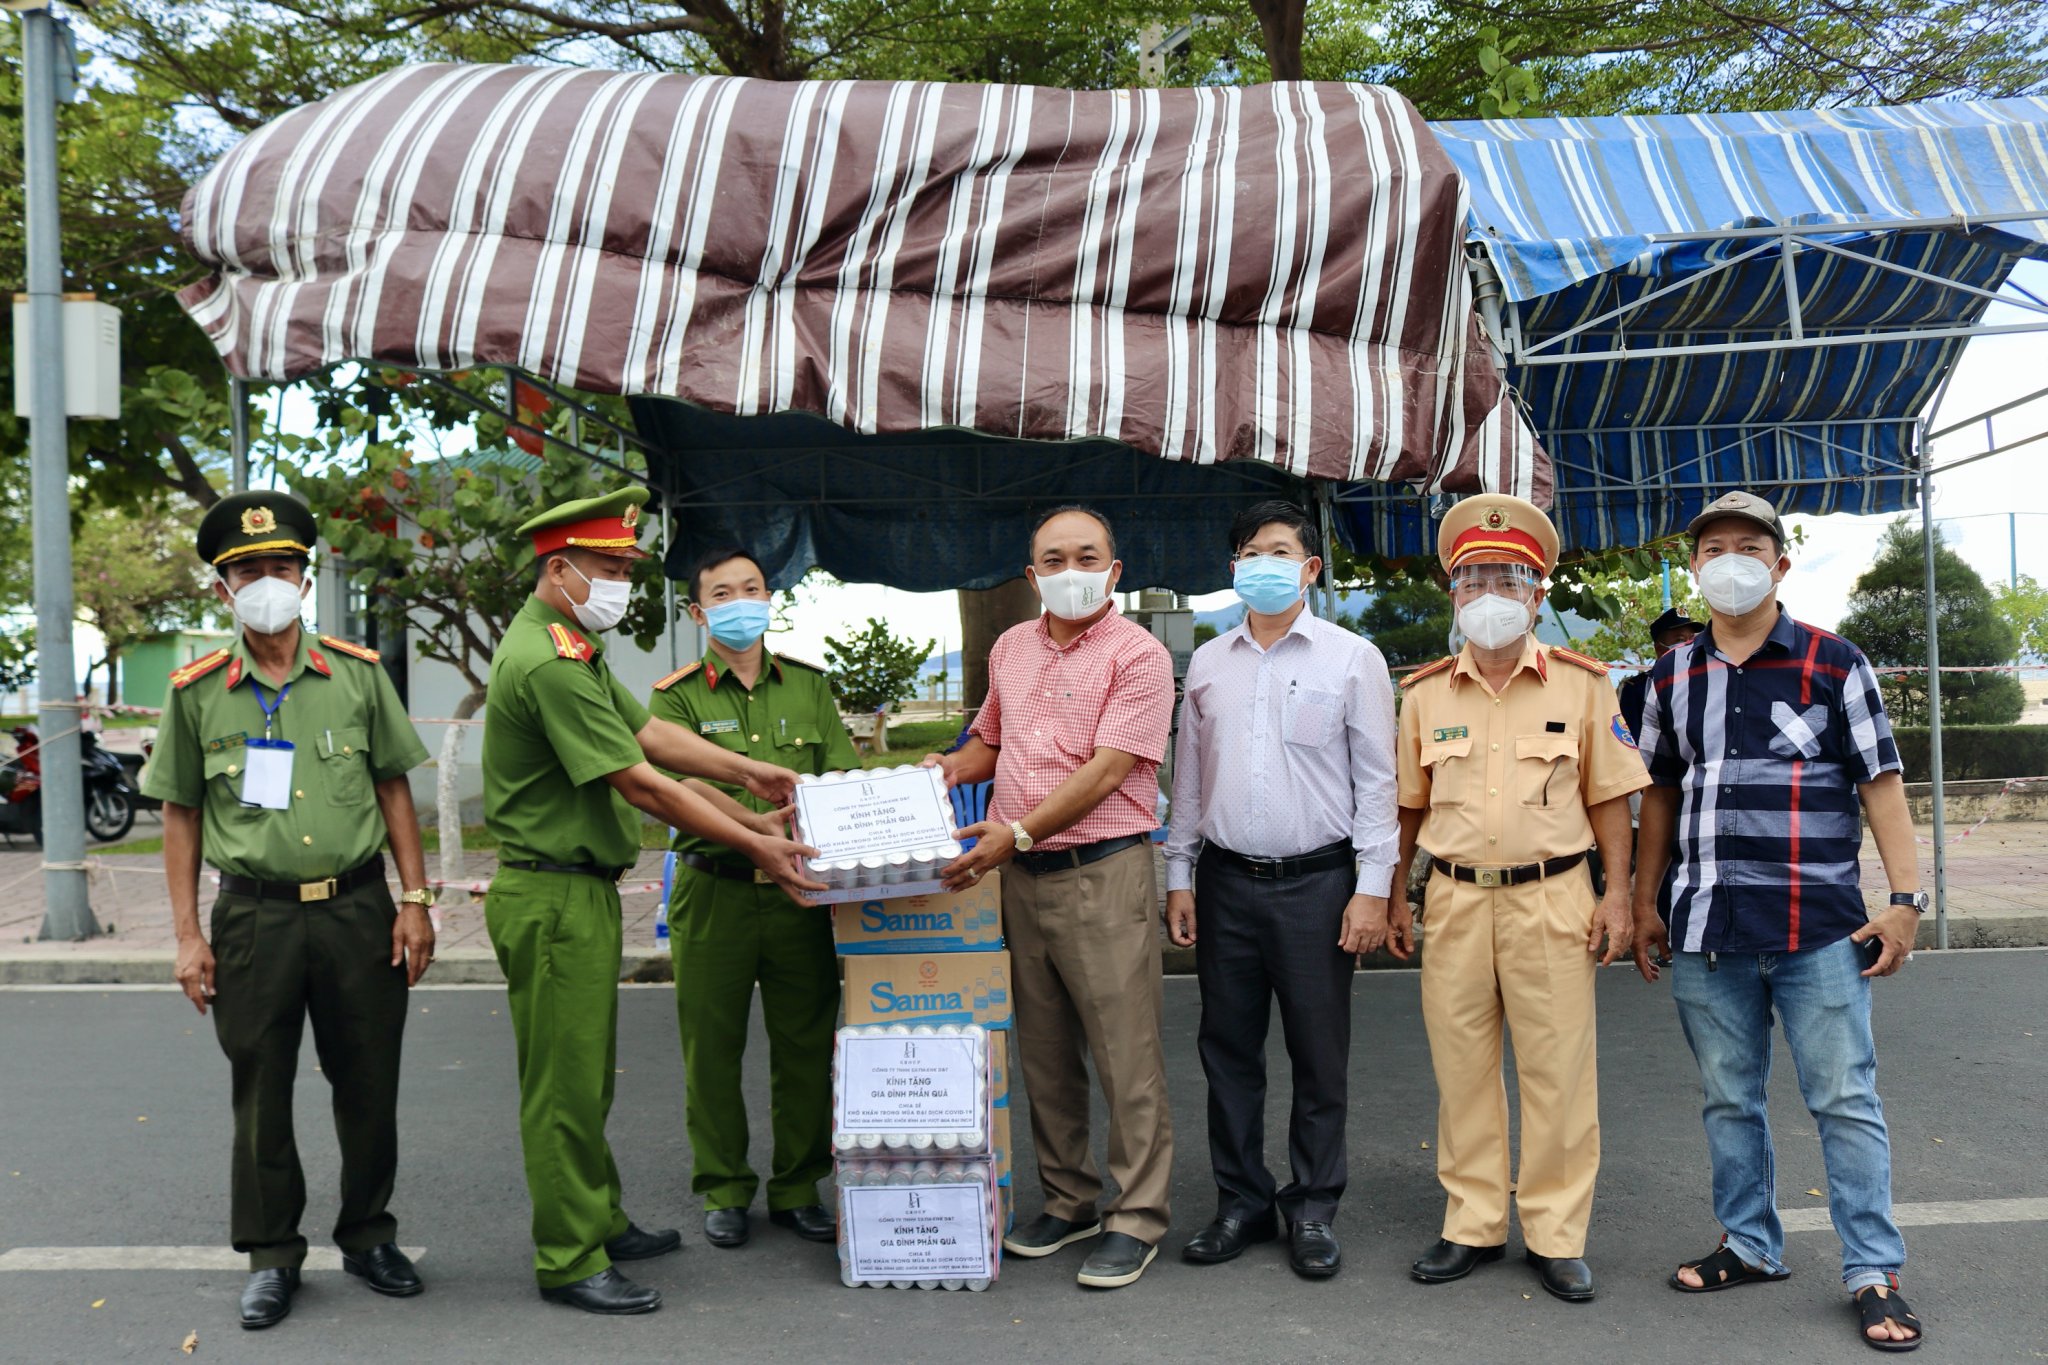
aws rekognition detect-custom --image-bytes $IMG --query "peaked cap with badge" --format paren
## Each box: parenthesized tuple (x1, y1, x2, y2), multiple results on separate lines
(197, 491, 320, 568)
(516, 487, 651, 560)
(1436, 493, 1560, 577)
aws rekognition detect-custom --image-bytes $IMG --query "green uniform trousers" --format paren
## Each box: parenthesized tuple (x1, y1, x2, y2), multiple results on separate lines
(671, 867, 838, 1212)
(485, 867, 632, 1287)
(208, 880, 409, 1271)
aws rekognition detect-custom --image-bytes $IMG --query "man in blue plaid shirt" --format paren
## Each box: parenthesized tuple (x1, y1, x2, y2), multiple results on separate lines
(1631, 491, 1926, 1353)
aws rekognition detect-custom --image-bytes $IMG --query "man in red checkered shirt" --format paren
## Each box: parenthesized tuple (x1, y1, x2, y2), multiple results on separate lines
(928, 505, 1176, 1291)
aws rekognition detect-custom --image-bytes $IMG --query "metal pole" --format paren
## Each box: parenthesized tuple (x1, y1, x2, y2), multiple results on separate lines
(22, 8, 94, 940)
(1917, 429, 1948, 949)
(229, 376, 250, 493)
(1314, 482, 1339, 619)
(661, 491, 678, 671)
(2011, 511, 2019, 588)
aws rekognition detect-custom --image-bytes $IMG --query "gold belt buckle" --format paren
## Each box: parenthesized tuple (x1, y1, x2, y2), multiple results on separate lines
(1473, 867, 1502, 889)
(753, 868, 772, 885)
(299, 877, 337, 903)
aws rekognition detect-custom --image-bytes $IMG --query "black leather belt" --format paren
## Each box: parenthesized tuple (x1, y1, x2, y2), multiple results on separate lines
(219, 854, 384, 904)
(678, 852, 770, 885)
(1012, 833, 1147, 877)
(1204, 839, 1355, 881)
(1429, 851, 1587, 889)
(500, 859, 629, 882)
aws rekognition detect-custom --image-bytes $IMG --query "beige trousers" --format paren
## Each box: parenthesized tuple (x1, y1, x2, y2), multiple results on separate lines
(1419, 861, 1600, 1258)
(1002, 841, 1174, 1243)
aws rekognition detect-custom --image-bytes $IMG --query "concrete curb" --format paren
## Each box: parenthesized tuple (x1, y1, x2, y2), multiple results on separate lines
(4, 915, 2038, 986)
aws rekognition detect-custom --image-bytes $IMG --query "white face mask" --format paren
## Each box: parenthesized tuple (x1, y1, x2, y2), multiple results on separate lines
(1456, 593, 1532, 651)
(1696, 554, 1777, 617)
(226, 575, 307, 636)
(1034, 567, 1114, 622)
(564, 559, 632, 633)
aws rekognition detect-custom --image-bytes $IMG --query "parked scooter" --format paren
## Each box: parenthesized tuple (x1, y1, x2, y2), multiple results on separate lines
(0, 724, 138, 846)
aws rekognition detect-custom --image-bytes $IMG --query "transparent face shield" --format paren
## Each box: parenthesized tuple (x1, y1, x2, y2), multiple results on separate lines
(1448, 561, 1540, 603)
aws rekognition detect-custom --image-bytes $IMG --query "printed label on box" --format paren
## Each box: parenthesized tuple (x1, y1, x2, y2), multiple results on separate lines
(796, 768, 953, 863)
(841, 950, 1014, 1030)
(835, 1033, 984, 1133)
(841, 1183, 995, 1281)
(833, 876, 1003, 954)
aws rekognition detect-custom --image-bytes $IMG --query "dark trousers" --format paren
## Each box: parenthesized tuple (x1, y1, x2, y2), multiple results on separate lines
(1194, 847, 1354, 1226)
(208, 881, 409, 1270)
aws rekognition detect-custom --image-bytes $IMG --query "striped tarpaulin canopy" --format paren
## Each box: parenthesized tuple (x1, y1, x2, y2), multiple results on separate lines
(1338, 97, 2048, 560)
(176, 63, 1546, 502)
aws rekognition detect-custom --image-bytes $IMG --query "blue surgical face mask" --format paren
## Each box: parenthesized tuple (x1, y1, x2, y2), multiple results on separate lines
(704, 598, 772, 649)
(1232, 555, 1307, 616)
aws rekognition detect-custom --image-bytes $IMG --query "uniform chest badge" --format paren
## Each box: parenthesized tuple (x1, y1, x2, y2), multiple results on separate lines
(1432, 726, 1469, 742)
(205, 732, 248, 754)
(699, 718, 741, 735)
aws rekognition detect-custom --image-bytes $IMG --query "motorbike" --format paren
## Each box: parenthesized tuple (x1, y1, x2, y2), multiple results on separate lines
(0, 724, 138, 846)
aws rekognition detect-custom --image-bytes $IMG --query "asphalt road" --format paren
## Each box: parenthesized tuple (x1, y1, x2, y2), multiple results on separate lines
(3, 952, 2044, 1364)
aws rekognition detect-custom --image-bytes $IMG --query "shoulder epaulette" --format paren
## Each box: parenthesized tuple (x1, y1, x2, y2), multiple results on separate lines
(546, 621, 594, 662)
(318, 634, 382, 664)
(1400, 656, 1456, 690)
(652, 662, 703, 692)
(169, 648, 233, 690)
(774, 652, 828, 674)
(1550, 646, 1609, 676)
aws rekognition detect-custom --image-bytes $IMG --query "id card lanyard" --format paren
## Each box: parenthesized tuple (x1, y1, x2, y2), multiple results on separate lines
(240, 680, 294, 810)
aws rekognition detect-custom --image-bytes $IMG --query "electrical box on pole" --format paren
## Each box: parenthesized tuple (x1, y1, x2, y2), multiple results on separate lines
(11, 295, 121, 419)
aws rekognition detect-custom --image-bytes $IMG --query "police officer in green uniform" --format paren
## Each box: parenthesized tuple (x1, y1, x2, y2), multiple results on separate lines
(143, 491, 436, 1332)
(481, 488, 823, 1316)
(648, 547, 859, 1250)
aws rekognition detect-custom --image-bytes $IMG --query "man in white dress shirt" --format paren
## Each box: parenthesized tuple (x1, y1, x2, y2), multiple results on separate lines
(1164, 500, 1400, 1281)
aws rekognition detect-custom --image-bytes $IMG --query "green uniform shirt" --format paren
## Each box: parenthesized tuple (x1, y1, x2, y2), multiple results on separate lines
(482, 597, 653, 870)
(648, 646, 860, 864)
(139, 629, 428, 882)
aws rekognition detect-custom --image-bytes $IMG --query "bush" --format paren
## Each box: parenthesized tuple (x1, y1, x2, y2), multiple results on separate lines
(1890, 726, 2048, 782)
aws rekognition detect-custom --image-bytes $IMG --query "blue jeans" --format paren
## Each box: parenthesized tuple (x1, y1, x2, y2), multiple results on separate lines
(1670, 936, 1906, 1291)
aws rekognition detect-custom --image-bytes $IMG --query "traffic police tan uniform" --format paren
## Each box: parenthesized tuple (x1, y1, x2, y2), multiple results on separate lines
(141, 491, 433, 1322)
(648, 647, 857, 1228)
(1396, 495, 1648, 1275)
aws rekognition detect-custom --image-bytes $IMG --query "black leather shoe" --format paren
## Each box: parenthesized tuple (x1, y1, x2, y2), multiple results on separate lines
(342, 1242, 422, 1297)
(1077, 1232, 1159, 1289)
(1289, 1221, 1342, 1279)
(703, 1207, 750, 1248)
(1526, 1251, 1596, 1301)
(605, 1223, 683, 1261)
(1001, 1211, 1101, 1259)
(768, 1205, 836, 1243)
(1181, 1211, 1280, 1264)
(1411, 1238, 1507, 1283)
(538, 1266, 662, 1315)
(239, 1267, 300, 1330)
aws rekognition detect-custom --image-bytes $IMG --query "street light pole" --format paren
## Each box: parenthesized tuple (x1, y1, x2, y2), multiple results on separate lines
(19, 3, 96, 939)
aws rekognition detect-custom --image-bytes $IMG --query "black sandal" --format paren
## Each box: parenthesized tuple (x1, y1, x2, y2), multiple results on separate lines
(1668, 1242, 1791, 1293)
(1854, 1284, 1924, 1353)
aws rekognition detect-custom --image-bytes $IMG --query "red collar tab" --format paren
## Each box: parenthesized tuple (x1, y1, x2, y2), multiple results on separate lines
(225, 656, 245, 689)
(307, 648, 332, 677)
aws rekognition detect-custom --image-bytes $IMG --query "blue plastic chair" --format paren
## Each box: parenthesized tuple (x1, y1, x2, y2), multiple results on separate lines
(949, 779, 992, 850)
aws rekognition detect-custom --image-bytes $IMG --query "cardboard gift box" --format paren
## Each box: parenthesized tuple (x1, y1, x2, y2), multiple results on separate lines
(840, 950, 1013, 1030)
(831, 875, 1002, 954)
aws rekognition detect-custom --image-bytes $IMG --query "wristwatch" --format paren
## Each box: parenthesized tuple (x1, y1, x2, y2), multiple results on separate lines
(1009, 821, 1035, 853)
(399, 888, 437, 909)
(1888, 891, 1929, 914)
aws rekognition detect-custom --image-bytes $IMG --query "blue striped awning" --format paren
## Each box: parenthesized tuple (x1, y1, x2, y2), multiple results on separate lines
(1338, 97, 2048, 561)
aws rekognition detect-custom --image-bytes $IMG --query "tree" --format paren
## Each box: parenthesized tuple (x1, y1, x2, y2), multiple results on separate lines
(1836, 519, 2024, 726)
(69, 499, 223, 702)
(1993, 574, 2048, 662)
(1574, 568, 1709, 668)
(1340, 580, 1453, 668)
(823, 618, 935, 714)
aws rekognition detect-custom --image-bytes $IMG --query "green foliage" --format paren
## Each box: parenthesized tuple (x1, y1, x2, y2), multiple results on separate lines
(1340, 580, 1454, 668)
(1192, 622, 1219, 648)
(0, 624, 33, 692)
(71, 499, 225, 700)
(1890, 725, 2048, 782)
(1574, 565, 1708, 667)
(1836, 519, 2025, 726)
(1993, 574, 2048, 661)
(823, 618, 935, 714)
(284, 376, 668, 703)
